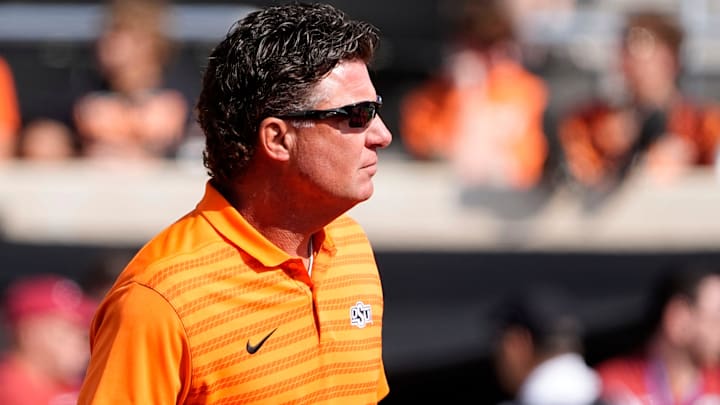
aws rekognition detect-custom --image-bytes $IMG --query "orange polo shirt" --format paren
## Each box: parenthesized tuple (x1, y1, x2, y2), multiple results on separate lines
(78, 182, 388, 404)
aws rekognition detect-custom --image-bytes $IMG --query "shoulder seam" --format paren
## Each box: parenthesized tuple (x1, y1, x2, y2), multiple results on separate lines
(127, 280, 195, 400)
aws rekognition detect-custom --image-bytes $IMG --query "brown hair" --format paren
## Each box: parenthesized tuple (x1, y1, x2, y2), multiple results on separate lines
(197, 3, 380, 185)
(623, 11, 684, 60)
(453, 0, 515, 50)
(104, 0, 172, 64)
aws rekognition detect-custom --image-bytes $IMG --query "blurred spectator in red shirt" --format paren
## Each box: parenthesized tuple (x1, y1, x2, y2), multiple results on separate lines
(74, 0, 188, 160)
(400, 0, 548, 190)
(597, 264, 720, 405)
(0, 56, 21, 159)
(0, 275, 96, 405)
(559, 11, 720, 191)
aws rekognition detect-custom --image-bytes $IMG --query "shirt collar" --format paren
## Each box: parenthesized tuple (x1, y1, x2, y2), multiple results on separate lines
(196, 181, 336, 268)
(197, 181, 290, 267)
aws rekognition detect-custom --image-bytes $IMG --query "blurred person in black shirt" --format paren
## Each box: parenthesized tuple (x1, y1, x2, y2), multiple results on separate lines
(491, 285, 602, 405)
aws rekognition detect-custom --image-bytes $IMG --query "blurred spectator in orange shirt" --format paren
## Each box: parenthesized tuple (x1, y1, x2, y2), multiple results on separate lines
(0, 275, 96, 405)
(400, 0, 548, 190)
(0, 56, 21, 159)
(559, 11, 720, 191)
(74, 0, 188, 160)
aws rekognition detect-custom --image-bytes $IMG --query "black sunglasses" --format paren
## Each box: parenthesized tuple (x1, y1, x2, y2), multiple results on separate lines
(277, 96, 382, 128)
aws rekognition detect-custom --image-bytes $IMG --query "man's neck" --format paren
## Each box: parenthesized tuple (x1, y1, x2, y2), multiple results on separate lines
(635, 85, 679, 111)
(219, 178, 337, 261)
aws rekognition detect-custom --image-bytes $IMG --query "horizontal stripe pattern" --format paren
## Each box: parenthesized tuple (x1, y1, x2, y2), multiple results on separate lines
(147, 247, 238, 287)
(279, 381, 381, 405)
(318, 273, 382, 291)
(192, 324, 317, 377)
(139, 207, 385, 404)
(215, 357, 382, 404)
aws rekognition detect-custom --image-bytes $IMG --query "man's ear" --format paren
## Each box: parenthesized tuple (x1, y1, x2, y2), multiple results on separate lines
(257, 117, 293, 162)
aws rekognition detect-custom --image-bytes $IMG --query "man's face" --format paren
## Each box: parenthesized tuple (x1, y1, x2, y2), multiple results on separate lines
(620, 28, 678, 104)
(688, 276, 720, 366)
(289, 59, 392, 211)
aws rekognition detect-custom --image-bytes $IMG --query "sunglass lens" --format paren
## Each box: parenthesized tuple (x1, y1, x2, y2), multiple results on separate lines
(348, 102, 378, 128)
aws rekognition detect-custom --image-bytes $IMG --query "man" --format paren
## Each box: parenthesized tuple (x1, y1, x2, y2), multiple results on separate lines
(597, 265, 720, 404)
(400, 0, 548, 190)
(73, 0, 188, 160)
(0, 275, 96, 405)
(78, 3, 392, 404)
(492, 285, 602, 405)
(559, 11, 720, 191)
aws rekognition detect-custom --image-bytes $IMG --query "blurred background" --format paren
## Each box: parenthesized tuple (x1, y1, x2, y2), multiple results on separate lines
(2, 0, 720, 403)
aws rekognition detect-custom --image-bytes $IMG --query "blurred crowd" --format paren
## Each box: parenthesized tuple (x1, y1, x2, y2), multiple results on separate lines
(0, 0, 715, 215)
(3, 256, 720, 405)
(0, 1, 718, 191)
(1, 0, 191, 162)
(490, 262, 720, 405)
(400, 0, 720, 207)
(2, 0, 720, 404)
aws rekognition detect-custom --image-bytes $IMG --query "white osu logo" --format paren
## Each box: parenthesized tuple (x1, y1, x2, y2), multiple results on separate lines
(349, 301, 373, 329)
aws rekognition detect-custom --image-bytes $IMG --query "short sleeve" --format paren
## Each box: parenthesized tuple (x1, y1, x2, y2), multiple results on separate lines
(78, 282, 191, 405)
